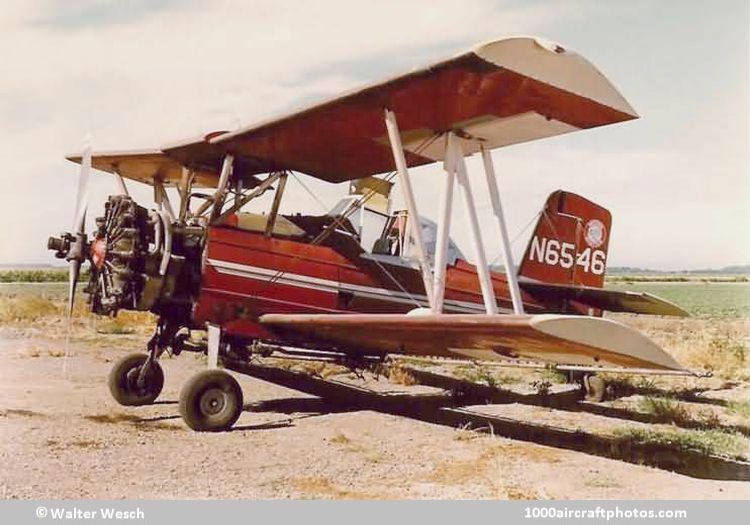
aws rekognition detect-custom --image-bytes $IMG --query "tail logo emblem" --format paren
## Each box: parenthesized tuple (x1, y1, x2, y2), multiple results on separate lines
(584, 219, 606, 249)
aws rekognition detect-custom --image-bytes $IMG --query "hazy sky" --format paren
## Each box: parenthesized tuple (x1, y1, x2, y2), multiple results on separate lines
(1, 0, 747, 269)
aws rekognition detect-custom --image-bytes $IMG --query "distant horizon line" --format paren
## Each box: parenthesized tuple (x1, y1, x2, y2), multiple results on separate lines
(3, 262, 749, 274)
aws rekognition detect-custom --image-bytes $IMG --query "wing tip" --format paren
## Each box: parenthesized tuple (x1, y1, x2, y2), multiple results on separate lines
(530, 314, 685, 370)
(473, 36, 639, 119)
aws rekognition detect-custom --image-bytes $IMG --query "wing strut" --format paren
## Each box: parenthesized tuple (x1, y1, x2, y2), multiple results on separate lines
(192, 154, 234, 219)
(429, 135, 526, 315)
(432, 137, 455, 312)
(384, 109, 435, 309)
(264, 172, 289, 237)
(481, 145, 524, 314)
(153, 178, 176, 223)
(112, 170, 130, 196)
(448, 133, 498, 314)
(177, 168, 194, 221)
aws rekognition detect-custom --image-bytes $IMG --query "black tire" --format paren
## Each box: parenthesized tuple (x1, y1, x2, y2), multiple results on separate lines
(108, 353, 164, 406)
(179, 370, 243, 431)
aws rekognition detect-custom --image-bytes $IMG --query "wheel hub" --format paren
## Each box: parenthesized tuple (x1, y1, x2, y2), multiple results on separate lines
(200, 388, 227, 416)
(126, 366, 151, 393)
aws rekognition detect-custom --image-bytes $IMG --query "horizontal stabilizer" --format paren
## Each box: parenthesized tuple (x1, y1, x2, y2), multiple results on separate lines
(520, 281, 690, 317)
(259, 313, 685, 371)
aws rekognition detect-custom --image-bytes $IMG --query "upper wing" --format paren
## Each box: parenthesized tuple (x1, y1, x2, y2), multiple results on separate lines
(65, 149, 220, 188)
(519, 281, 690, 317)
(259, 313, 684, 370)
(66, 37, 636, 186)
(206, 36, 638, 182)
(66, 135, 264, 188)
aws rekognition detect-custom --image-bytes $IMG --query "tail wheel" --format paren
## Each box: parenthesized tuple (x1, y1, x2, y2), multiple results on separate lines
(584, 374, 607, 402)
(179, 370, 243, 431)
(108, 352, 164, 406)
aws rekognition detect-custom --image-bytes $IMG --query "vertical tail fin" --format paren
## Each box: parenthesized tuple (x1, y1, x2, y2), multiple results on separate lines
(519, 190, 611, 288)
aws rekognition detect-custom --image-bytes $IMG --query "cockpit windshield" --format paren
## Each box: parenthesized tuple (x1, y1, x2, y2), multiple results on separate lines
(327, 197, 464, 264)
(327, 197, 390, 253)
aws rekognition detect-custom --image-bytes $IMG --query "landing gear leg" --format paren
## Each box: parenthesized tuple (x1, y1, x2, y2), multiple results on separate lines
(179, 324, 244, 431)
(108, 353, 164, 406)
(137, 317, 179, 389)
(107, 317, 179, 406)
(207, 324, 221, 369)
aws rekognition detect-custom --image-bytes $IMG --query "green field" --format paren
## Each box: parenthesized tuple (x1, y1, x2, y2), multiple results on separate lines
(0, 282, 69, 299)
(606, 282, 750, 318)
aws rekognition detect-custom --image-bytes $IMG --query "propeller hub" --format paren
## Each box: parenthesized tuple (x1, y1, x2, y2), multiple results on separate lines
(47, 234, 72, 259)
(65, 232, 89, 262)
(49, 192, 203, 320)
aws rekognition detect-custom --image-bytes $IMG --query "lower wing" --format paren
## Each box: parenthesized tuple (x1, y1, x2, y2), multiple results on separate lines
(259, 313, 685, 370)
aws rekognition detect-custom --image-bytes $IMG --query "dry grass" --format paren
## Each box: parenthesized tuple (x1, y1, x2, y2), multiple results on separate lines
(427, 442, 547, 499)
(329, 432, 352, 445)
(96, 316, 139, 335)
(326, 431, 384, 463)
(296, 361, 348, 379)
(453, 423, 483, 441)
(288, 476, 380, 499)
(70, 439, 107, 450)
(0, 295, 60, 323)
(84, 413, 182, 432)
(0, 408, 46, 418)
(391, 357, 431, 369)
(584, 474, 622, 488)
(637, 396, 691, 423)
(387, 364, 418, 386)
(611, 315, 748, 380)
(540, 365, 568, 384)
(453, 364, 512, 388)
(0, 292, 155, 338)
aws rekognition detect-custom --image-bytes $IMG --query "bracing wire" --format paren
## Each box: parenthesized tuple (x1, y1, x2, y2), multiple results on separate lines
(263, 131, 444, 307)
(488, 208, 543, 268)
(290, 171, 330, 213)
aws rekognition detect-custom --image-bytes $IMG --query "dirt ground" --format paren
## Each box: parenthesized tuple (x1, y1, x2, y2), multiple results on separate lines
(1, 330, 749, 500)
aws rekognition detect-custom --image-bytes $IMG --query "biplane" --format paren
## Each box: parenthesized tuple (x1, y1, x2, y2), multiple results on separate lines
(48, 37, 692, 431)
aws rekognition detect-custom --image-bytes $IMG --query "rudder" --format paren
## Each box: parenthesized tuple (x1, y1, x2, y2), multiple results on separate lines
(519, 190, 611, 288)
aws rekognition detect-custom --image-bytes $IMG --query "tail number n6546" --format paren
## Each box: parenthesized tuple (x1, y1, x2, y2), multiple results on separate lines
(528, 237, 606, 275)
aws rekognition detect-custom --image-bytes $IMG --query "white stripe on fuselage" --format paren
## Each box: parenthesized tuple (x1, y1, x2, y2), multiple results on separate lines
(206, 258, 512, 314)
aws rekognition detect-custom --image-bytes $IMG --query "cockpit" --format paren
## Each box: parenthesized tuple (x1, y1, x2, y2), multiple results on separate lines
(326, 195, 464, 266)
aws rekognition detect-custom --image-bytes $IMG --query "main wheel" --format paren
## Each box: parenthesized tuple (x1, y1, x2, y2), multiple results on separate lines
(179, 370, 243, 431)
(108, 353, 164, 406)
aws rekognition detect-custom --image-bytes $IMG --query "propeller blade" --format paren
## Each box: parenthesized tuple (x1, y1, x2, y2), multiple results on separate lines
(72, 143, 92, 234)
(67, 259, 81, 319)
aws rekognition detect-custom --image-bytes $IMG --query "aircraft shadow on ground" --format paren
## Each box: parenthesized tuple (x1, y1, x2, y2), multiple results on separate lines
(115, 361, 749, 481)
(217, 360, 750, 482)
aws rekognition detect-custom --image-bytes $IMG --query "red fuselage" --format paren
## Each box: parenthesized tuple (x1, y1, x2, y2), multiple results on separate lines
(192, 224, 584, 343)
